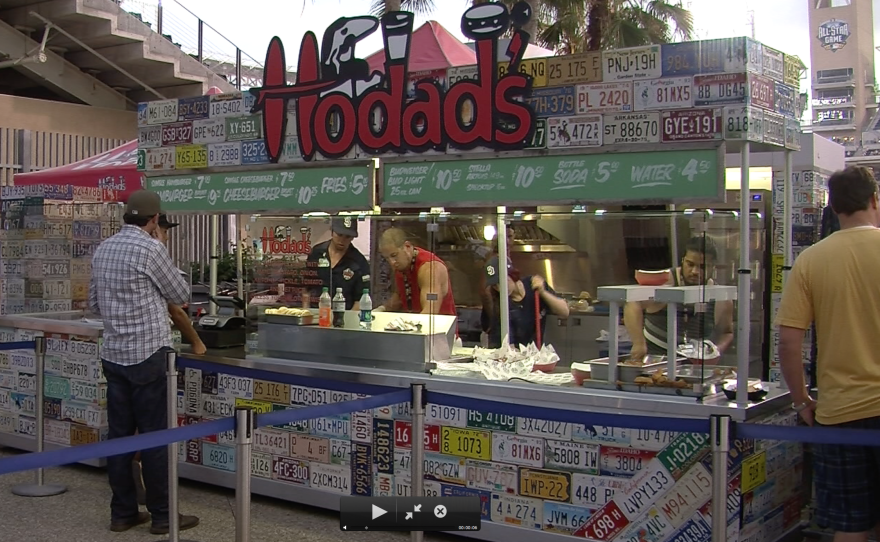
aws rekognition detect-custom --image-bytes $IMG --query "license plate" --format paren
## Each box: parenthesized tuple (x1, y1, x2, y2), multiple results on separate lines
(465, 459, 517, 494)
(0, 369, 13, 389)
(186, 439, 202, 463)
(724, 105, 764, 142)
(145, 147, 175, 171)
(233, 398, 272, 414)
(603, 45, 661, 81)
(518, 417, 572, 440)
(763, 111, 785, 146)
(207, 142, 241, 167)
(1, 279, 24, 297)
(468, 410, 516, 432)
(762, 45, 784, 81)
(548, 52, 602, 85)
(175, 145, 208, 169)
(137, 103, 148, 126)
(631, 430, 679, 452)
(72, 240, 98, 259)
(272, 404, 310, 433)
(656, 463, 712, 527)
(748, 74, 774, 109)
(785, 118, 801, 150)
(250, 452, 272, 478)
(353, 442, 373, 496)
(290, 434, 330, 463)
(783, 54, 801, 86)
(576, 82, 633, 113)
(374, 472, 394, 496)
(147, 99, 178, 125)
(441, 426, 491, 460)
(178, 96, 210, 121)
(202, 395, 234, 418)
(391, 401, 411, 420)
(11, 352, 35, 372)
(694, 73, 748, 107)
(252, 379, 290, 404)
(43, 221, 72, 239)
(138, 126, 162, 149)
(491, 494, 543, 530)
(546, 440, 600, 473)
(44, 419, 70, 445)
(743, 480, 776, 524)
(617, 459, 675, 519)
(576, 501, 630, 540)
(202, 443, 236, 471)
(15, 372, 36, 393)
(498, 57, 548, 87)
(70, 423, 99, 445)
(24, 240, 46, 258)
(492, 433, 544, 468)
(544, 502, 594, 535)
(603, 112, 660, 144)
(426, 404, 466, 427)
(16, 415, 35, 436)
(70, 379, 103, 404)
(600, 446, 654, 477)
(0, 242, 22, 259)
(1, 261, 23, 277)
(447, 64, 478, 84)
(218, 374, 253, 398)
(547, 115, 602, 148)
(225, 115, 262, 141)
(424, 453, 466, 485)
(525, 86, 576, 117)
(67, 339, 98, 361)
(0, 389, 10, 410)
(572, 473, 628, 508)
(273, 456, 309, 485)
(774, 82, 796, 118)
(669, 514, 712, 542)
(42, 260, 69, 278)
(351, 402, 372, 443)
(201, 372, 218, 395)
(634, 77, 693, 110)
(374, 418, 393, 474)
(71, 259, 91, 279)
(277, 137, 301, 164)
(192, 118, 227, 144)
(43, 279, 71, 299)
(11, 392, 35, 415)
(290, 385, 332, 406)
(393, 420, 440, 452)
(161, 121, 194, 146)
(209, 94, 245, 118)
(741, 451, 767, 493)
(618, 507, 674, 542)
(657, 432, 709, 479)
(310, 462, 351, 495)
(519, 467, 571, 502)
(312, 415, 350, 439)
(331, 437, 351, 465)
(253, 428, 290, 456)
(661, 109, 722, 142)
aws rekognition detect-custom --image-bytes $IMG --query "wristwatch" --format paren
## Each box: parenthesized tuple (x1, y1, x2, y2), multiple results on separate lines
(792, 397, 815, 412)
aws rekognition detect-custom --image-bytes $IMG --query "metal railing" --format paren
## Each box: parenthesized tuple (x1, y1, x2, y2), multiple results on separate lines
(117, 0, 275, 90)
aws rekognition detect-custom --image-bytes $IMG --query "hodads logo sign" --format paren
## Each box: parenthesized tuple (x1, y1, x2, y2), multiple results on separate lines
(817, 19, 850, 52)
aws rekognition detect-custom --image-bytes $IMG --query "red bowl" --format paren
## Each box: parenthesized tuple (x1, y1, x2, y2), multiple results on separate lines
(635, 269, 671, 286)
(570, 362, 591, 385)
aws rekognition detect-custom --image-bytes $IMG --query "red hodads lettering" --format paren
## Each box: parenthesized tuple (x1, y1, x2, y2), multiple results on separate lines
(249, 1, 537, 162)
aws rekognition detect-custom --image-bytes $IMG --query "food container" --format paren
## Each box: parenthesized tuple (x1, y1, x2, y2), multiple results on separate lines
(570, 362, 591, 385)
(589, 356, 666, 382)
(635, 269, 671, 286)
(263, 314, 316, 326)
(532, 360, 558, 373)
(721, 379, 768, 402)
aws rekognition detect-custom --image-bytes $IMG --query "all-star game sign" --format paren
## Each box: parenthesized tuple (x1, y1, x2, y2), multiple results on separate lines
(817, 19, 850, 52)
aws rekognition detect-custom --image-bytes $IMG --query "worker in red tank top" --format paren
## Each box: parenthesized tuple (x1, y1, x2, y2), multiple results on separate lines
(376, 227, 457, 316)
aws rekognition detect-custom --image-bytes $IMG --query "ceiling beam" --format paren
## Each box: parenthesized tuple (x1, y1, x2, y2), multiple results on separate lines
(0, 18, 129, 109)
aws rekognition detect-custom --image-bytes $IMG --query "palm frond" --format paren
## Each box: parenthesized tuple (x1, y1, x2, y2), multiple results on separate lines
(368, 0, 436, 16)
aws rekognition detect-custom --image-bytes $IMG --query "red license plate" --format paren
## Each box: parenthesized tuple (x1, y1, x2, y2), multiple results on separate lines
(661, 108, 722, 142)
(186, 439, 202, 464)
(161, 121, 193, 146)
(575, 501, 629, 540)
(749, 75, 774, 109)
(394, 420, 440, 452)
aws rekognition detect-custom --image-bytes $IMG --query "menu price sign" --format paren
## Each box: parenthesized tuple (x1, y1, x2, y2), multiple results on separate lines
(146, 165, 373, 212)
(381, 149, 721, 206)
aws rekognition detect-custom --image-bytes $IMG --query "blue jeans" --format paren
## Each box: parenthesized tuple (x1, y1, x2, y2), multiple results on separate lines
(102, 347, 172, 523)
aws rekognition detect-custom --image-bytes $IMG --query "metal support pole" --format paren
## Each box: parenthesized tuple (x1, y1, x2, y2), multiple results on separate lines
(234, 407, 254, 542)
(236, 214, 245, 314)
(779, 151, 794, 391)
(197, 19, 204, 63)
(157, 0, 163, 36)
(410, 384, 425, 542)
(607, 301, 619, 382)
(710, 415, 731, 542)
(235, 48, 242, 90)
(666, 302, 679, 378)
(159, 351, 196, 542)
(11, 336, 67, 497)
(736, 144, 752, 406)
(496, 207, 510, 344)
(209, 214, 219, 316)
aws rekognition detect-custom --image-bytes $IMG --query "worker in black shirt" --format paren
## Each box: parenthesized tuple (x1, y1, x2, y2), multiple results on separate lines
(306, 217, 370, 310)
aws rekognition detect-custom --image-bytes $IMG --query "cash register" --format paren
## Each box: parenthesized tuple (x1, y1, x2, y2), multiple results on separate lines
(195, 295, 247, 348)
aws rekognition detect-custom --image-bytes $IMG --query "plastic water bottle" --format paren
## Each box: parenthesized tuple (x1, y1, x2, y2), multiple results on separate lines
(318, 287, 332, 327)
(359, 289, 373, 330)
(332, 288, 346, 328)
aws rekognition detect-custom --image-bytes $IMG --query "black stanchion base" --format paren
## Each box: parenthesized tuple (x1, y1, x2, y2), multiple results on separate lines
(11, 483, 67, 497)
(156, 539, 199, 542)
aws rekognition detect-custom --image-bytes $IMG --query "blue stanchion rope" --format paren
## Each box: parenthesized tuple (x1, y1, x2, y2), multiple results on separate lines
(0, 341, 36, 351)
(426, 391, 711, 433)
(0, 389, 411, 476)
(737, 421, 880, 446)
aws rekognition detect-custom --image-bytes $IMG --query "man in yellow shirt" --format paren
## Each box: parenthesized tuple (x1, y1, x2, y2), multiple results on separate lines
(776, 165, 880, 539)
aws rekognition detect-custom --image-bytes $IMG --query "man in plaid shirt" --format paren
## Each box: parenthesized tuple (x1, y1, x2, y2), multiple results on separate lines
(88, 190, 199, 534)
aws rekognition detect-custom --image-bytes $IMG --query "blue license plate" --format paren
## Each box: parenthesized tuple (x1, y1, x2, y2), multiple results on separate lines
(241, 140, 270, 164)
(526, 86, 575, 118)
(352, 442, 373, 496)
(440, 483, 491, 520)
(178, 96, 210, 121)
(202, 442, 236, 471)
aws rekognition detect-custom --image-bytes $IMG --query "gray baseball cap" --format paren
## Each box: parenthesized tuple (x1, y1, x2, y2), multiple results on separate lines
(125, 190, 162, 217)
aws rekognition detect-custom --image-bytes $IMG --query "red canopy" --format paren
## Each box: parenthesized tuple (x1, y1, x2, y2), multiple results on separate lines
(14, 140, 142, 202)
(366, 20, 476, 73)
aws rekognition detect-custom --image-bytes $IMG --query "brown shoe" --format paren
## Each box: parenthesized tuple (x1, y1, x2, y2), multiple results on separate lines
(110, 511, 150, 532)
(150, 514, 200, 535)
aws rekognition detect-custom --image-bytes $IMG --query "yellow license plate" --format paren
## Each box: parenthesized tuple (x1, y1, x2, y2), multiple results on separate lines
(234, 398, 272, 414)
(253, 380, 291, 404)
(498, 57, 548, 87)
(71, 281, 89, 301)
(175, 144, 208, 169)
(70, 424, 98, 446)
(741, 451, 767, 493)
(518, 467, 571, 502)
(547, 52, 603, 86)
(440, 426, 491, 460)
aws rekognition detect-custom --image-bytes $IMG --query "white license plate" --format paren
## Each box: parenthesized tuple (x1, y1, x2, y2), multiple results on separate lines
(253, 428, 290, 456)
(603, 112, 660, 144)
(603, 45, 661, 81)
(250, 452, 272, 478)
(42, 220, 72, 239)
(1, 261, 23, 277)
(0, 389, 11, 410)
(351, 402, 372, 443)
(724, 105, 763, 141)
(202, 443, 236, 471)
(571, 473, 629, 508)
(466, 459, 517, 494)
(634, 76, 693, 110)
(426, 404, 466, 427)
(576, 82, 633, 113)
(762, 46, 784, 81)
(492, 433, 544, 468)
(661, 109, 722, 142)
(0, 369, 14, 389)
(374, 473, 394, 496)
(1, 279, 24, 297)
(209, 94, 245, 118)
(278, 136, 302, 163)
(218, 374, 253, 398)
(763, 111, 785, 146)
(601, 446, 654, 478)
(656, 463, 712, 527)
(630, 430, 678, 451)
(331, 438, 352, 465)
(548, 115, 602, 147)
(146, 99, 178, 125)
(11, 392, 35, 415)
(44, 419, 70, 445)
(192, 118, 227, 144)
(447, 64, 479, 84)
(394, 448, 411, 471)
(694, 73, 748, 106)
(43, 280, 71, 299)
(10, 352, 35, 372)
(16, 415, 36, 436)
(70, 379, 103, 403)
(311, 415, 350, 439)
(616, 459, 675, 520)
(15, 371, 35, 393)
(518, 417, 572, 440)
(208, 142, 241, 167)
(424, 453, 466, 485)
(42, 261, 70, 278)
(618, 507, 674, 542)
(290, 385, 330, 406)
(546, 440, 600, 473)
(145, 147, 175, 171)
(24, 241, 46, 258)
(68, 339, 98, 361)
(310, 462, 351, 495)
(202, 395, 235, 418)
(544, 502, 594, 534)
(491, 494, 543, 530)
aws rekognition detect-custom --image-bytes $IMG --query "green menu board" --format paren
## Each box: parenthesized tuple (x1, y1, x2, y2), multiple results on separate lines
(381, 148, 723, 206)
(145, 165, 374, 212)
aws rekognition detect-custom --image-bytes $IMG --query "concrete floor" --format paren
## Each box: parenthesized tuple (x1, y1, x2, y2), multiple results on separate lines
(0, 447, 457, 542)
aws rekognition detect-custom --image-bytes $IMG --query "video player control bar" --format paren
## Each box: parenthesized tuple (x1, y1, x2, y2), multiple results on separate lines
(339, 497, 481, 532)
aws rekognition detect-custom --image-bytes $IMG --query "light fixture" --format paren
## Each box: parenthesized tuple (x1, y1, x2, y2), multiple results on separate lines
(483, 225, 497, 241)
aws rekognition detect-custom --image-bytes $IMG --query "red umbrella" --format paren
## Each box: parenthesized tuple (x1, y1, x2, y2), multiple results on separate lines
(14, 140, 143, 203)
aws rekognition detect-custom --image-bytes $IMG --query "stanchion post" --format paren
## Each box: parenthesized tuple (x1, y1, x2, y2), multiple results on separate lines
(11, 336, 67, 497)
(710, 415, 731, 542)
(160, 350, 197, 542)
(411, 384, 426, 542)
(234, 407, 254, 542)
